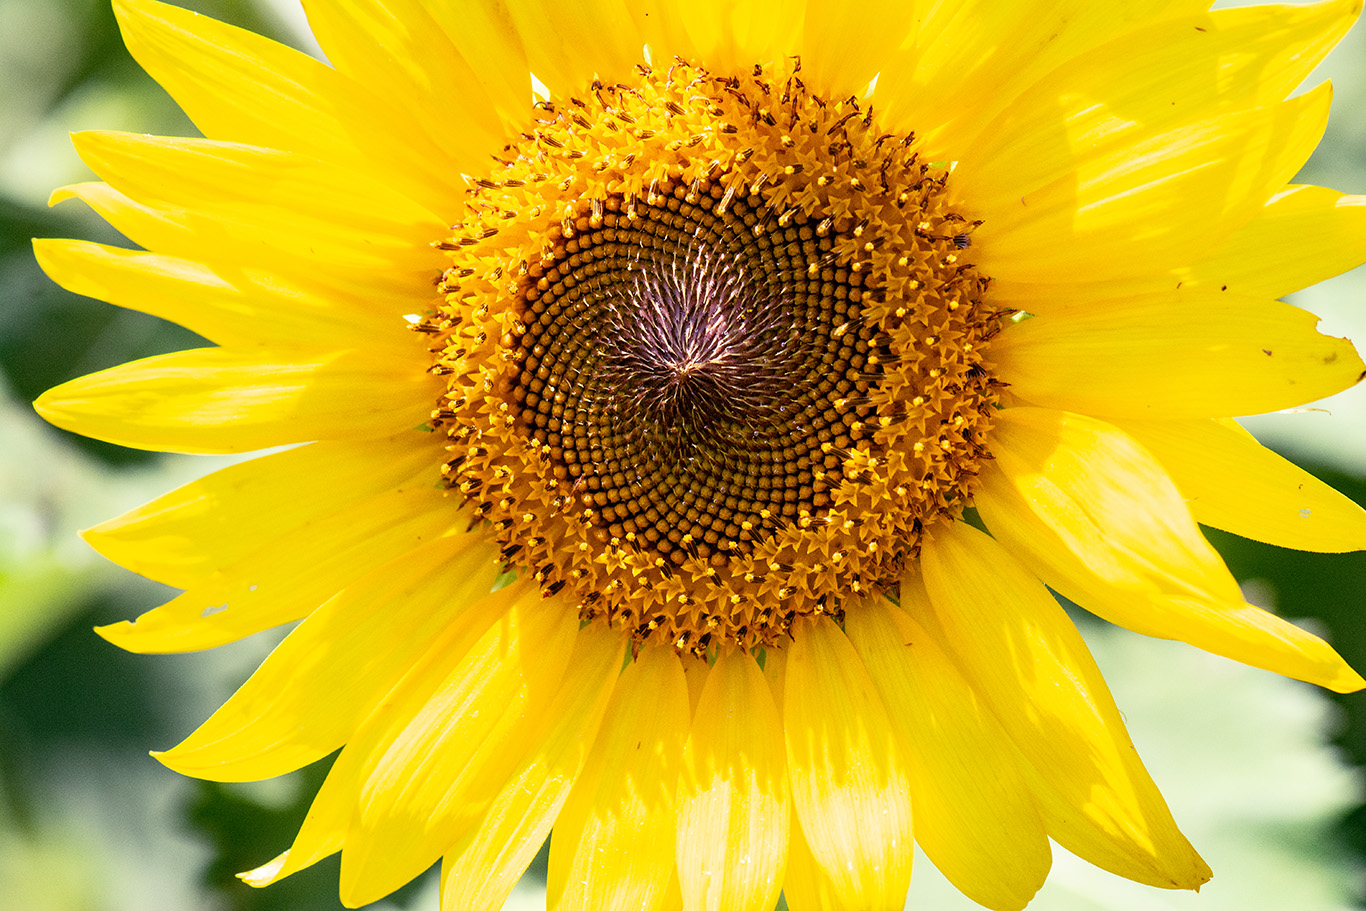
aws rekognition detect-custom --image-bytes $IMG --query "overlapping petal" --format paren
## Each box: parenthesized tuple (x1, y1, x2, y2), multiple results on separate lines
(155, 532, 498, 781)
(976, 408, 1365, 692)
(1115, 416, 1366, 553)
(300, 0, 517, 192)
(781, 819, 843, 911)
(920, 521, 1211, 890)
(546, 642, 689, 911)
(97, 471, 465, 653)
(875, 0, 1205, 158)
(80, 434, 440, 589)
(244, 584, 576, 892)
(669, 0, 803, 76)
(35, 346, 440, 454)
(959, 0, 1355, 202)
(991, 292, 1365, 419)
(989, 185, 1366, 313)
(47, 181, 427, 314)
(968, 86, 1331, 284)
(1182, 185, 1366, 299)
(503, 0, 643, 92)
(336, 590, 583, 905)
(112, 0, 467, 211)
(676, 649, 789, 911)
(797, 0, 913, 100)
(71, 131, 447, 293)
(113, 0, 359, 157)
(846, 594, 1051, 911)
(783, 615, 914, 909)
(33, 239, 414, 355)
(438, 623, 625, 911)
(628, 0, 698, 61)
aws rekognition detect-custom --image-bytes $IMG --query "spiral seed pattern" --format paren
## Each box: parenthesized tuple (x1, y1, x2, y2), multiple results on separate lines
(421, 59, 1003, 652)
(512, 181, 884, 562)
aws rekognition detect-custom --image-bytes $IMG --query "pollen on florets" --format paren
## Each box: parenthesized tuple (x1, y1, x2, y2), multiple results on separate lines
(419, 58, 1004, 653)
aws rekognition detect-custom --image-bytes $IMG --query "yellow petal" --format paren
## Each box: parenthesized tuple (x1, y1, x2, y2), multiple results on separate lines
(504, 0, 643, 93)
(33, 239, 413, 354)
(757, 647, 826, 911)
(307, 0, 530, 137)
(71, 131, 446, 291)
(980, 410, 1240, 603)
(82, 434, 440, 589)
(439, 623, 626, 911)
(970, 87, 1331, 284)
(845, 596, 1050, 911)
(297, 0, 507, 190)
(1183, 185, 1366, 299)
(759, 643, 785, 710)
(47, 182, 422, 314)
(114, 0, 349, 154)
(676, 647, 788, 911)
(987, 186, 1366, 315)
(1115, 417, 1366, 553)
(781, 818, 842, 911)
(238, 580, 536, 887)
(35, 346, 440, 454)
(960, 1, 1356, 224)
(410, 0, 532, 128)
(112, 0, 464, 209)
(798, 0, 913, 100)
(547, 642, 689, 911)
(782, 615, 913, 910)
(50, 181, 186, 253)
(875, 0, 1204, 158)
(631, 0, 698, 62)
(337, 590, 582, 905)
(673, 0, 803, 76)
(154, 533, 498, 781)
(920, 520, 1211, 890)
(98, 474, 466, 653)
(683, 652, 710, 717)
(976, 408, 1366, 692)
(992, 291, 1366, 419)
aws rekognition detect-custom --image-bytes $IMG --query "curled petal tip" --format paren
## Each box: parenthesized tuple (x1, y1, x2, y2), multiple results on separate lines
(238, 851, 290, 888)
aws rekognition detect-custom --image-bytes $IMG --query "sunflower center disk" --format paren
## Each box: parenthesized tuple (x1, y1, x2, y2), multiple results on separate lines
(515, 187, 878, 560)
(424, 60, 1003, 652)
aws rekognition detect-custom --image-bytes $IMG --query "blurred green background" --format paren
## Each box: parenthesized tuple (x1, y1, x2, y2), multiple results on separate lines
(1, 1, 1364, 909)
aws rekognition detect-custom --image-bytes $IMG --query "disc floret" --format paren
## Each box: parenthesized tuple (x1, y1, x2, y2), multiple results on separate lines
(421, 59, 1003, 652)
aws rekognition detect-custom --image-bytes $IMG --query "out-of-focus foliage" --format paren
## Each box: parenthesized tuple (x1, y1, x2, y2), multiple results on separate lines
(1, 2, 1363, 910)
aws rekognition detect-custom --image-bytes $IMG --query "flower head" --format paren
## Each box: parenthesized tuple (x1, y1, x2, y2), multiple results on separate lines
(33, 1, 1366, 909)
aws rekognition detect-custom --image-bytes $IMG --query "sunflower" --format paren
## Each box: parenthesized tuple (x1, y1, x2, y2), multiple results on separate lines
(32, 0, 1366, 908)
